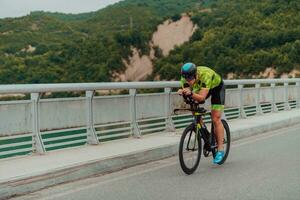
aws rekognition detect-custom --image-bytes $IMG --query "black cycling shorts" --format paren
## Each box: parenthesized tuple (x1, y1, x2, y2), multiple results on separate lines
(206, 80, 225, 110)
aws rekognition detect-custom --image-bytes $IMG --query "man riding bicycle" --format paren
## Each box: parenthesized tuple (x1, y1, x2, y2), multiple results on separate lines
(177, 63, 225, 164)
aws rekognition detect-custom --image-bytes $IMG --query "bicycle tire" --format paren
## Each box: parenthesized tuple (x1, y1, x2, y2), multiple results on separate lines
(211, 119, 231, 165)
(179, 123, 202, 174)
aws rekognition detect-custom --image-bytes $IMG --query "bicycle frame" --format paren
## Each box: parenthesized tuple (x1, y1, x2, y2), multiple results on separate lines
(174, 94, 215, 151)
(193, 112, 212, 148)
(177, 94, 231, 173)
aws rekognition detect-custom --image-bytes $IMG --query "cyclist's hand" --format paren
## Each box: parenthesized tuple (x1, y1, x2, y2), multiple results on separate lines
(183, 88, 192, 96)
(177, 89, 184, 96)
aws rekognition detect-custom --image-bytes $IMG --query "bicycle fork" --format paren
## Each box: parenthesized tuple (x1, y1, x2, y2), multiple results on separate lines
(185, 119, 202, 152)
(186, 129, 198, 151)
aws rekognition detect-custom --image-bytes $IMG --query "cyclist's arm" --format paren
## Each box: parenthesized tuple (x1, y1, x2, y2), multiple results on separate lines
(191, 88, 209, 102)
(191, 72, 211, 101)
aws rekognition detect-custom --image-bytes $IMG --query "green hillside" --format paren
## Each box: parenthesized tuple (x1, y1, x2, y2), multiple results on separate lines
(30, 11, 97, 21)
(153, 0, 300, 79)
(0, 0, 299, 84)
(0, 0, 199, 84)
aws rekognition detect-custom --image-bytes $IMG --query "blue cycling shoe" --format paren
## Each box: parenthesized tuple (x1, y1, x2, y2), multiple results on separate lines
(213, 151, 224, 164)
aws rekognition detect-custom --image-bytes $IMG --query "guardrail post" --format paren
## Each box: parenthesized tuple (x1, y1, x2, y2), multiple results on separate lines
(31, 93, 45, 154)
(284, 82, 291, 110)
(238, 84, 247, 118)
(271, 83, 278, 112)
(86, 91, 99, 145)
(164, 88, 175, 132)
(296, 82, 300, 108)
(129, 89, 141, 138)
(255, 84, 263, 115)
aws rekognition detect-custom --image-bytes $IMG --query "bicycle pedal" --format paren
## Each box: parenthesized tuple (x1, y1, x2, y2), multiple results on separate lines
(203, 150, 210, 157)
(203, 146, 210, 157)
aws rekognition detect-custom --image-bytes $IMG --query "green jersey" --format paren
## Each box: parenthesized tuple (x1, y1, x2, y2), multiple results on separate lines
(180, 66, 222, 92)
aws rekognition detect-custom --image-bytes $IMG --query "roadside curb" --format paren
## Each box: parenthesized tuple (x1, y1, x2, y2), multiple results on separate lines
(231, 111, 300, 140)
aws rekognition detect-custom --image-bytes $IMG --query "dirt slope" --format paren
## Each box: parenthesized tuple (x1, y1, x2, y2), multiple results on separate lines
(118, 14, 197, 81)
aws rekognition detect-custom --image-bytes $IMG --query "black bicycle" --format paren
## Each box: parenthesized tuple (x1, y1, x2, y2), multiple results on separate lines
(174, 94, 231, 175)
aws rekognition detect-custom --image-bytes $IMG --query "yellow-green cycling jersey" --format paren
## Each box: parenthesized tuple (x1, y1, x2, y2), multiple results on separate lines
(180, 66, 222, 93)
(180, 66, 225, 111)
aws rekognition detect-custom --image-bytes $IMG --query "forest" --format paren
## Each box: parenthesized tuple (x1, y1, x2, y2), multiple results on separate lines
(153, 0, 300, 80)
(0, 0, 299, 84)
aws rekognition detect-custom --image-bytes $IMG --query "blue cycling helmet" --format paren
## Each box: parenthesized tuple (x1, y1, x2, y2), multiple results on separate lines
(181, 62, 197, 80)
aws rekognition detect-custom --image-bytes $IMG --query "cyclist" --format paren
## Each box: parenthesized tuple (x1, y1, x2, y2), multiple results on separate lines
(177, 63, 225, 164)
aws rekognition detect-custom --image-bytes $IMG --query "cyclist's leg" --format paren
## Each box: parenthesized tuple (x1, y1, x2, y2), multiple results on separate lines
(211, 81, 225, 151)
(211, 110, 224, 151)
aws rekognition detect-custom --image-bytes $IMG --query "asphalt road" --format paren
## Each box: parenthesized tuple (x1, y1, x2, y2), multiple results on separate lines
(11, 124, 300, 200)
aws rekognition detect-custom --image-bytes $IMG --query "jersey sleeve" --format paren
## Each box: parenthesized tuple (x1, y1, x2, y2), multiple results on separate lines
(201, 73, 213, 89)
(180, 77, 189, 88)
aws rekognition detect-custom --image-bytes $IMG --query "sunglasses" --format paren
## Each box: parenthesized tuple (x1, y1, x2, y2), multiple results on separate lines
(183, 74, 195, 81)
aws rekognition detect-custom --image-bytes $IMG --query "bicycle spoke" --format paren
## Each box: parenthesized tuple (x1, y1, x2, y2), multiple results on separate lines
(183, 131, 199, 169)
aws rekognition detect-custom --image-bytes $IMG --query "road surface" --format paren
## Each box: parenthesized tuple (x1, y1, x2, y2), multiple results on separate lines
(11, 124, 300, 200)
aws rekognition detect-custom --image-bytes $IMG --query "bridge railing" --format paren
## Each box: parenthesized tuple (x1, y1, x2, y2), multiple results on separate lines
(0, 79, 299, 159)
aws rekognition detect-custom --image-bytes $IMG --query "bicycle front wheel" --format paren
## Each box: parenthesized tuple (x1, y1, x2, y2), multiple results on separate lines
(179, 123, 202, 175)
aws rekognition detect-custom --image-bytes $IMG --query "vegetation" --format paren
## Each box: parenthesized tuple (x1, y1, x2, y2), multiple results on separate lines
(0, 0, 299, 84)
(153, 0, 300, 80)
(0, 0, 199, 84)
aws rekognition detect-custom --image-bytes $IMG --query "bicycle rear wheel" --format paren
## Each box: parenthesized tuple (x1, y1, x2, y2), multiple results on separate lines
(179, 123, 201, 175)
(212, 119, 231, 165)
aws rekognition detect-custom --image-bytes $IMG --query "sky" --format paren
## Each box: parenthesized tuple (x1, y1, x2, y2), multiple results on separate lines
(0, 0, 122, 18)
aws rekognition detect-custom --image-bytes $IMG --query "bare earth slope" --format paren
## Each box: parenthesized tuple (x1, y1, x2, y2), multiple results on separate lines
(118, 14, 197, 81)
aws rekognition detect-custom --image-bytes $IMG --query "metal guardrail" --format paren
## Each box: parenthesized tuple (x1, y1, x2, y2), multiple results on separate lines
(0, 78, 299, 159)
(0, 79, 299, 94)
